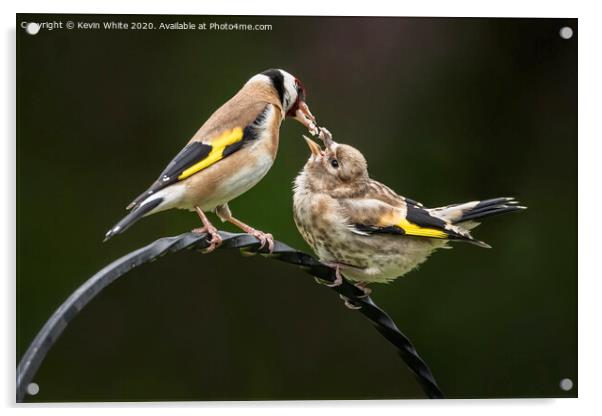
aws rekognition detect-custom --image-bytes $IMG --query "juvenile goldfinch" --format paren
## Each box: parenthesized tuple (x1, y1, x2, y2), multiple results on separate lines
(293, 135, 525, 302)
(105, 69, 319, 251)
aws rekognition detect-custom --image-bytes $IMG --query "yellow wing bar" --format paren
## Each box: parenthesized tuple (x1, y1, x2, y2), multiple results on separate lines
(178, 127, 244, 180)
(397, 218, 448, 239)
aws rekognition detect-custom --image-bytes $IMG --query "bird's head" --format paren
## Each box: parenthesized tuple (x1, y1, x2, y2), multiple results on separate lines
(301, 135, 369, 192)
(249, 69, 316, 130)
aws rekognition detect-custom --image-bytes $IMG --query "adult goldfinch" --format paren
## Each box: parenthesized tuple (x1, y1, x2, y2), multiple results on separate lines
(105, 69, 318, 251)
(293, 135, 525, 304)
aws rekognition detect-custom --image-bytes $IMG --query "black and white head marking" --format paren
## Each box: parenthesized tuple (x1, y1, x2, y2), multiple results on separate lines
(249, 69, 305, 115)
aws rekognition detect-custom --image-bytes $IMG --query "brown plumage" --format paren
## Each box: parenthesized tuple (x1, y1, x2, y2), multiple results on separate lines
(105, 69, 319, 251)
(293, 135, 525, 303)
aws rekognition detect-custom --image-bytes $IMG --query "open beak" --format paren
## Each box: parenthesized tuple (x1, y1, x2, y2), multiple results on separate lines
(303, 135, 323, 157)
(294, 101, 318, 134)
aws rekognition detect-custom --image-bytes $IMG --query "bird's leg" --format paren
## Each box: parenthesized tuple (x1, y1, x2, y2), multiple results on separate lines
(215, 204, 274, 253)
(193, 206, 222, 253)
(229, 217, 275, 253)
(320, 262, 362, 309)
(321, 262, 344, 287)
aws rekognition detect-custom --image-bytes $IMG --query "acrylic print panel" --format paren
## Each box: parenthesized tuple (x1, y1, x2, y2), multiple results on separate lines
(16, 14, 577, 402)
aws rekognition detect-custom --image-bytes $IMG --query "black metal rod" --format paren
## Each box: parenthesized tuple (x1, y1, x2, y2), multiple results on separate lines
(16, 231, 444, 401)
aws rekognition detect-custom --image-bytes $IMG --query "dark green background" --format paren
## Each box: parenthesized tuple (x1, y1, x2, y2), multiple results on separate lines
(17, 14, 577, 401)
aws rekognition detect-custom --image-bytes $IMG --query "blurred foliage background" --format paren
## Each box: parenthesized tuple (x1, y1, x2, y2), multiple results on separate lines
(17, 15, 577, 401)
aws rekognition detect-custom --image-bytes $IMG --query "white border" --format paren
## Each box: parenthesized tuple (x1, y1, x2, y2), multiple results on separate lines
(3, 0, 586, 17)
(3, 1, 600, 415)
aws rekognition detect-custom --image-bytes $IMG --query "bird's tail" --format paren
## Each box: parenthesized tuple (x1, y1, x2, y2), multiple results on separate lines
(103, 198, 164, 242)
(431, 197, 526, 228)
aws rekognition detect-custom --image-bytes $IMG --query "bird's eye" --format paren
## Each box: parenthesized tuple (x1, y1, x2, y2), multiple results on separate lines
(330, 159, 339, 168)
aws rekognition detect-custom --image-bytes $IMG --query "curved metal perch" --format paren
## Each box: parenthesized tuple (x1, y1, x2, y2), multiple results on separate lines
(16, 231, 444, 401)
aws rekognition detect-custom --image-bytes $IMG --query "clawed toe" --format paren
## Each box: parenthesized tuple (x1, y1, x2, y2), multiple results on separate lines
(325, 273, 343, 287)
(249, 230, 274, 253)
(193, 226, 222, 253)
(322, 262, 344, 287)
(339, 295, 362, 310)
(218, 212, 275, 254)
(205, 233, 223, 253)
(342, 283, 372, 309)
(338, 282, 371, 310)
(318, 263, 370, 310)
(193, 207, 223, 253)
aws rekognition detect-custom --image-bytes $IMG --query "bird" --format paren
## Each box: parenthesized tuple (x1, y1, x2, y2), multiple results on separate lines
(104, 69, 320, 252)
(293, 134, 526, 307)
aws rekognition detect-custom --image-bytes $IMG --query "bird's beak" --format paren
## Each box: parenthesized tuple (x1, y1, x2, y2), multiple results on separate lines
(294, 101, 318, 133)
(318, 127, 335, 150)
(303, 135, 323, 157)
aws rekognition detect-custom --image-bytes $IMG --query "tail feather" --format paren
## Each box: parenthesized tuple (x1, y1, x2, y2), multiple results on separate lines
(427, 197, 525, 248)
(455, 197, 526, 223)
(104, 198, 163, 242)
(432, 197, 525, 225)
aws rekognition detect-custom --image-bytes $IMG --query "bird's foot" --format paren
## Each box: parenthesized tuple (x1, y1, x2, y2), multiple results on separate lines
(193, 206, 223, 253)
(318, 263, 369, 309)
(192, 225, 222, 253)
(220, 212, 275, 254)
(321, 262, 344, 287)
(338, 283, 371, 310)
(246, 228, 274, 253)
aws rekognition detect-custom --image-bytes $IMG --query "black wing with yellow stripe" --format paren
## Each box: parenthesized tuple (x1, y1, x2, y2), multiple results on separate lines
(127, 104, 270, 209)
(353, 202, 488, 247)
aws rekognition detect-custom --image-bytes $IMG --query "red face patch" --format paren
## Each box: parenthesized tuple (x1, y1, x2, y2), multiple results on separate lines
(286, 78, 307, 116)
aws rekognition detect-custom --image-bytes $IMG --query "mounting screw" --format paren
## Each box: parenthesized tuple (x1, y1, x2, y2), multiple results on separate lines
(559, 26, 573, 40)
(26, 382, 39, 396)
(559, 378, 573, 391)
